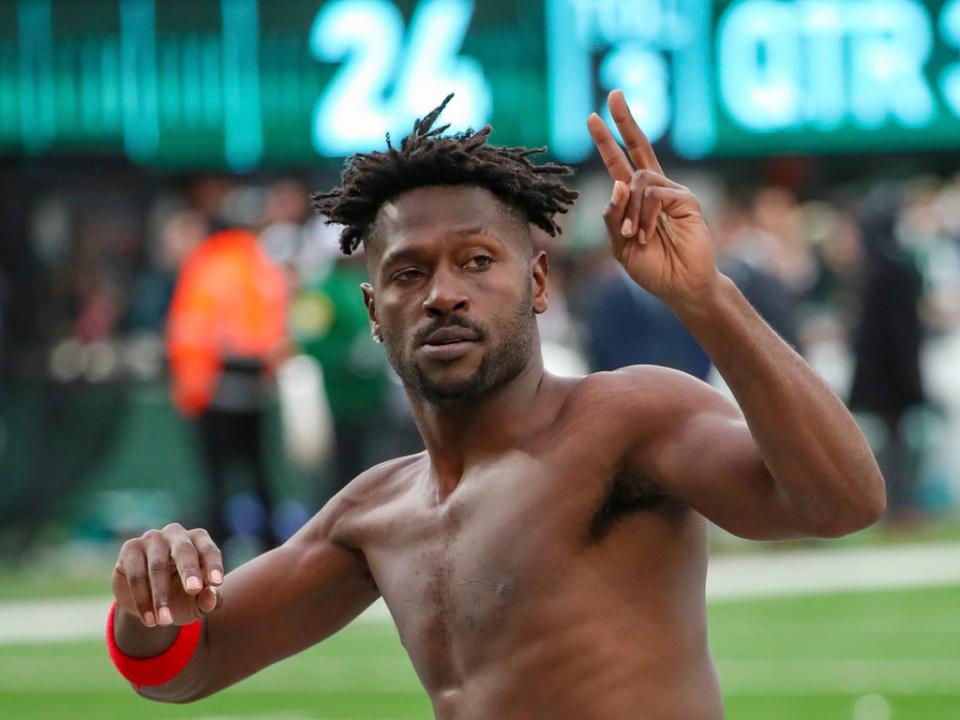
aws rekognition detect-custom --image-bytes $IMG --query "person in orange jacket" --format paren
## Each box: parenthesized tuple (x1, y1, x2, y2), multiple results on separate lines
(166, 227, 290, 550)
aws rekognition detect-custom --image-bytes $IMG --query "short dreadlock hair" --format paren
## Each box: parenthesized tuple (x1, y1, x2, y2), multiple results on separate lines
(311, 94, 579, 255)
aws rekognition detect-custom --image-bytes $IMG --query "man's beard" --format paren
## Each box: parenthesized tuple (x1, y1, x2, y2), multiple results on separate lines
(384, 289, 536, 405)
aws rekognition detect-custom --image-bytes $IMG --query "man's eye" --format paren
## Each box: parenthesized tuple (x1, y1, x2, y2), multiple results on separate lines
(464, 255, 493, 270)
(393, 269, 423, 282)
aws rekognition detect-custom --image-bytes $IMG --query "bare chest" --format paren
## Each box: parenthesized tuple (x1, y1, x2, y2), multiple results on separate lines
(356, 451, 672, 691)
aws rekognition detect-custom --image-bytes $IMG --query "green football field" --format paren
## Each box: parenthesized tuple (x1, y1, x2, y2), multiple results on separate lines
(1, 586, 958, 720)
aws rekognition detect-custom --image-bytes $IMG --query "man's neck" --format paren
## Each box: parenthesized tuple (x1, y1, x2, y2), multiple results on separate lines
(406, 353, 548, 500)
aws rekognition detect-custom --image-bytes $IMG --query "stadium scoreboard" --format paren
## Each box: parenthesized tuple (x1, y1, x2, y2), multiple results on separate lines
(1, 0, 959, 168)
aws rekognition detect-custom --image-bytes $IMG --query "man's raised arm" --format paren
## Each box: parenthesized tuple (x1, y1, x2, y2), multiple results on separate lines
(109, 491, 379, 703)
(586, 90, 885, 540)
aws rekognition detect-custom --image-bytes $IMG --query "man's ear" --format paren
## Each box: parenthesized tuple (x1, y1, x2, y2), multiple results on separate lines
(531, 251, 549, 315)
(360, 283, 382, 343)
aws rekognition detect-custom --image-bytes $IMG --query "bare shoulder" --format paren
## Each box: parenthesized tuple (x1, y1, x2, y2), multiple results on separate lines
(572, 365, 733, 413)
(321, 452, 428, 545)
(575, 364, 692, 395)
(338, 452, 425, 503)
(557, 366, 741, 445)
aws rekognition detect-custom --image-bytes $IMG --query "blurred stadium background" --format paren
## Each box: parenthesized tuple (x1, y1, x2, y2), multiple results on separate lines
(1, 0, 960, 718)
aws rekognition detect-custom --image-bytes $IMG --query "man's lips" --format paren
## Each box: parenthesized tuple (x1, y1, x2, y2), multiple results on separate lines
(417, 326, 481, 361)
(419, 339, 476, 361)
(420, 327, 480, 346)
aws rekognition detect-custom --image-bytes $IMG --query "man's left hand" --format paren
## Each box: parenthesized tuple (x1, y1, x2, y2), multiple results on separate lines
(587, 90, 719, 308)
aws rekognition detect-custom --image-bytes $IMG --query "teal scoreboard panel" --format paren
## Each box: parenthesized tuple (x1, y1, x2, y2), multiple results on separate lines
(1, 0, 959, 169)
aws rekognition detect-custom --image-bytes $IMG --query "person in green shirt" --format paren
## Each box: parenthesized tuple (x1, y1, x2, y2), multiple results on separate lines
(291, 253, 390, 492)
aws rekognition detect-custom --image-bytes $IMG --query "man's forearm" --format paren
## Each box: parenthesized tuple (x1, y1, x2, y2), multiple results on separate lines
(671, 274, 885, 535)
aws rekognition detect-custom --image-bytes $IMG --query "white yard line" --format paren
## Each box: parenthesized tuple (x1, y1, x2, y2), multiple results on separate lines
(1, 542, 957, 645)
(706, 541, 960, 601)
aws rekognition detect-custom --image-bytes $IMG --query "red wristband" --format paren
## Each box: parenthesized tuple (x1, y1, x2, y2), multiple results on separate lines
(106, 600, 202, 689)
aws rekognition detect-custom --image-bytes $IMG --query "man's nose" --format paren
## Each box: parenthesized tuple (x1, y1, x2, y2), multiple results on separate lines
(423, 267, 469, 317)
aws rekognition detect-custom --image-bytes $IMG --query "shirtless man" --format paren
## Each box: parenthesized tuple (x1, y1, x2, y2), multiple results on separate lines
(109, 92, 885, 719)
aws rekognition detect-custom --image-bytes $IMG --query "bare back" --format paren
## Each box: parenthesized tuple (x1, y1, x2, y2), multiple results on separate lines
(333, 372, 722, 720)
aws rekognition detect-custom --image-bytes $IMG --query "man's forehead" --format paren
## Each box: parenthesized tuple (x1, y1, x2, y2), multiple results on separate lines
(376, 185, 519, 237)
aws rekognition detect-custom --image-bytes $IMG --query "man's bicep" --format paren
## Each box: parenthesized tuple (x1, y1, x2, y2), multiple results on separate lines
(640, 384, 803, 540)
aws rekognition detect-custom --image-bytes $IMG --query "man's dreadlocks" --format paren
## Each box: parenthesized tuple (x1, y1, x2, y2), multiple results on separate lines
(310, 94, 579, 255)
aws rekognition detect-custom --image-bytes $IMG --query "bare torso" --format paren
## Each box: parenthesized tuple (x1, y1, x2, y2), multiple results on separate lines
(334, 374, 723, 719)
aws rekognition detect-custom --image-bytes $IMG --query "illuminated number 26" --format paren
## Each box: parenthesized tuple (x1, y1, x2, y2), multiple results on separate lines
(310, 0, 491, 156)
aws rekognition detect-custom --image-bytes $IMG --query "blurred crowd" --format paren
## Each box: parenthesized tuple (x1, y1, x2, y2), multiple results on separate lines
(2, 163, 960, 551)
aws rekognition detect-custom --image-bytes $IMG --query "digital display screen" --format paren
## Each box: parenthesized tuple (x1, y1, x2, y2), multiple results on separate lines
(1, 0, 959, 168)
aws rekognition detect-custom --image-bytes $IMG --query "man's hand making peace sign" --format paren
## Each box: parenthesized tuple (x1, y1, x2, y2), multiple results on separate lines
(588, 90, 717, 308)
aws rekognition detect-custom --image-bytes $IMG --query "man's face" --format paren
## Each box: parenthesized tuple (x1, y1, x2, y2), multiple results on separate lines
(361, 185, 549, 404)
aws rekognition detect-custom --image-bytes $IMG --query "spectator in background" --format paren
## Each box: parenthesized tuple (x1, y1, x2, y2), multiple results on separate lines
(849, 186, 926, 527)
(806, 202, 864, 329)
(714, 196, 802, 350)
(128, 208, 207, 332)
(751, 185, 817, 294)
(259, 178, 312, 273)
(166, 226, 290, 550)
(585, 260, 710, 380)
(292, 249, 390, 493)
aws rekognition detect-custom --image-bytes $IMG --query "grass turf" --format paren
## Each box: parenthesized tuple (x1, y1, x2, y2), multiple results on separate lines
(1, 586, 958, 719)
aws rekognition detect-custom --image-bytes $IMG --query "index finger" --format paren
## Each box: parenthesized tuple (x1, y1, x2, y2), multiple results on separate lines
(587, 112, 634, 183)
(607, 89, 665, 176)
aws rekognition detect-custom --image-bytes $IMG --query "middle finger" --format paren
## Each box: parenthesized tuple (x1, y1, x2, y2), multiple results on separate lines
(145, 538, 174, 625)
